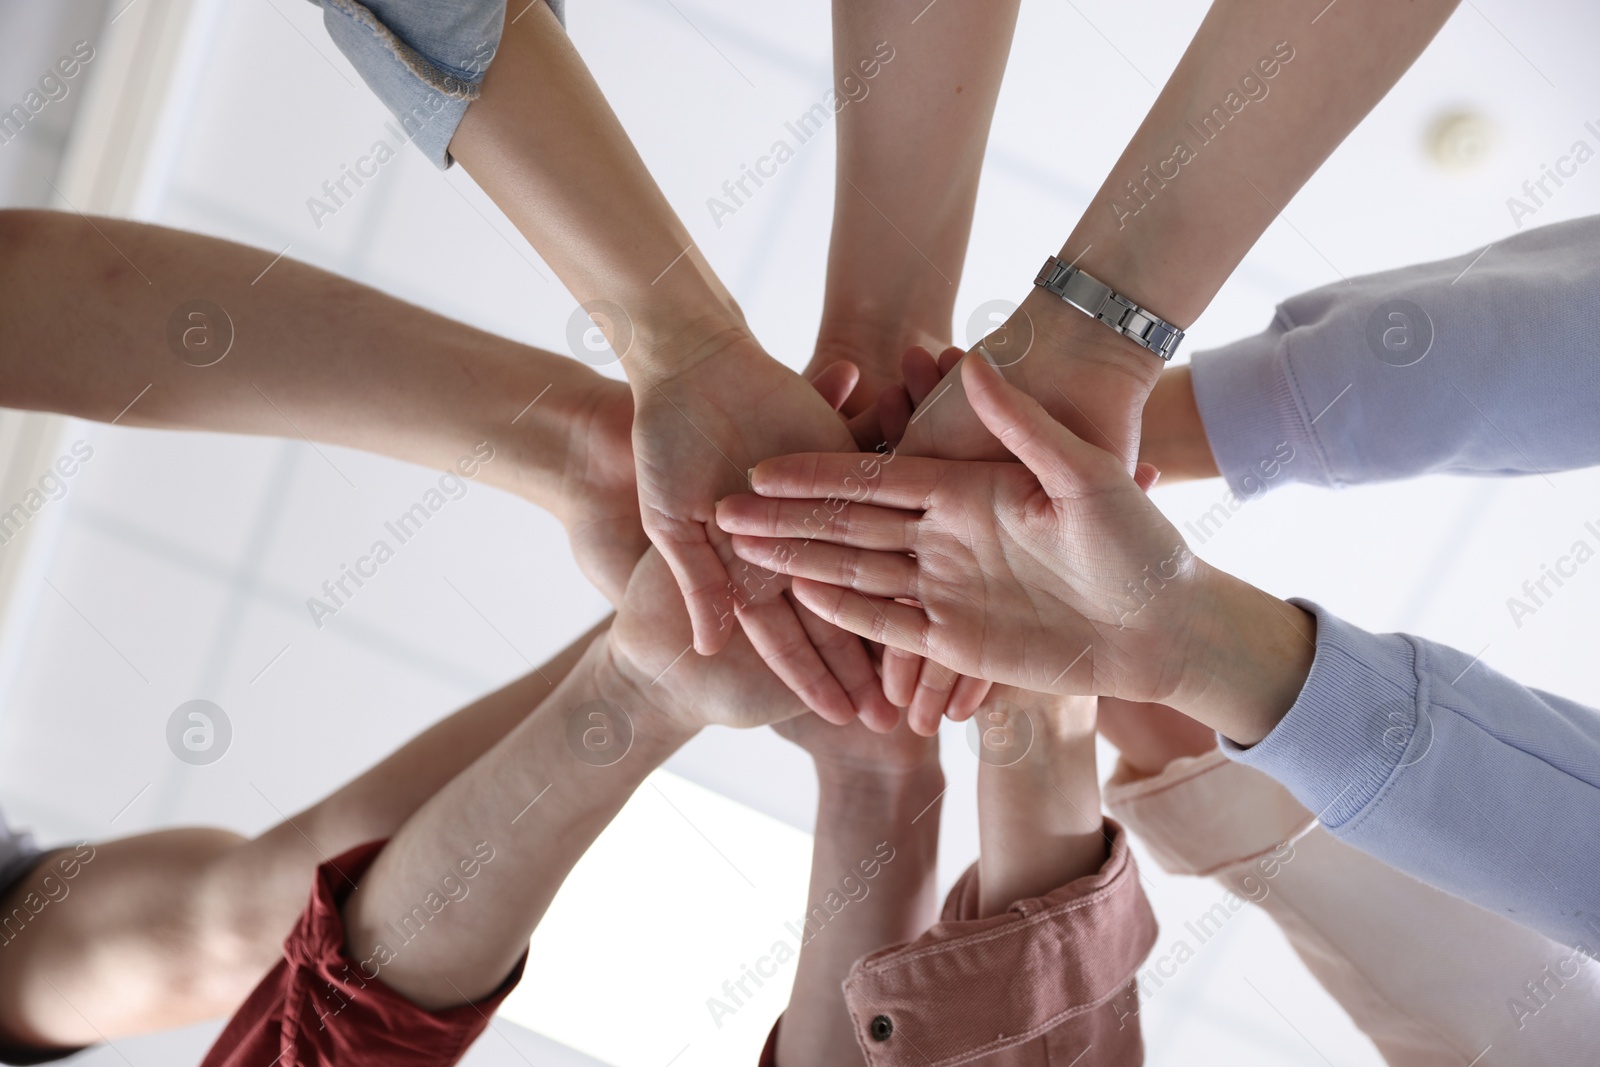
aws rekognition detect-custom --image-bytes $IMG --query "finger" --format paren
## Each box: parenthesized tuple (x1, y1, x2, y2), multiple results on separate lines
(946, 674, 993, 722)
(809, 359, 861, 412)
(936, 345, 964, 377)
(729, 536, 918, 599)
(907, 658, 960, 736)
(793, 597, 899, 732)
(649, 524, 736, 655)
(960, 356, 1108, 500)
(878, 385, 912, 448)
(749, 452, 950, 510)
(845, 404, 886, 451)
(1134, 462, 1161, 492)
(736, 595, 857, 724)
(788, 577, 930, 660)
(715, 496, 918, 550)
(881, 647, 922, 707)
(902, 346, 942, 407)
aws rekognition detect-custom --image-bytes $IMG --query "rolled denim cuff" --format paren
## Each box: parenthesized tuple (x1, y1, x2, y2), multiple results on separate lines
(308, 0, 566, 169)
(842, 821, 1156, 1066)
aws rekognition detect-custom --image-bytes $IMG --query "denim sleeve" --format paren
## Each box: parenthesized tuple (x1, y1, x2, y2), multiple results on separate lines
(1189, 214, 1600, 499)
(1220, 600, 1600, 950)
(306, 0, 566, 169)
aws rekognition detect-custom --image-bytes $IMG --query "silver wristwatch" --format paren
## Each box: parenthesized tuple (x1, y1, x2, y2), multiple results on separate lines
(1032, 256, 1184, 361)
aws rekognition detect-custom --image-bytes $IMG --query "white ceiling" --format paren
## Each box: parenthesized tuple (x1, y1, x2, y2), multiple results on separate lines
(3, 0, 1599, 1063)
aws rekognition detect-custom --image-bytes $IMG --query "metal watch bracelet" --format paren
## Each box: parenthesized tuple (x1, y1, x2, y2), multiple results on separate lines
(1032, 256, 1185, 361)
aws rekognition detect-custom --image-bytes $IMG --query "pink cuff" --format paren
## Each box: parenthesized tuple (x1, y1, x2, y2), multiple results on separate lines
(842, 820, 1156, 1067)
(1102, 748, 1315, 877)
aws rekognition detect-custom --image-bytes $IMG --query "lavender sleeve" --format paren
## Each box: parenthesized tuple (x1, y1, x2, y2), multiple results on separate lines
(1220, 601, 1600, 949)
(1189, 214, 1600, 498)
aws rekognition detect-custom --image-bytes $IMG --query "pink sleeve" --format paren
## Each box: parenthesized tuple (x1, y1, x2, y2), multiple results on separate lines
(1104, 748, 1600, 1065)
(841, 820, 1156, 1066)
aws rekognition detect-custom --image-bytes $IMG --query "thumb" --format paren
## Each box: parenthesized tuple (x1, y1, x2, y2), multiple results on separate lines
(960, 355, 1110, 499)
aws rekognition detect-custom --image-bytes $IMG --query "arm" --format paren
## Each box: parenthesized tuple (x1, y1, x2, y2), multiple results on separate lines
(772, 715, 942, 1067)
(342, 537, 822, 1007)
(1185, 214, 1600, 495)
(0, 621, 603, 1047)
(0, 209, 644, 602)
(446, 8, 890, 731)
(809, 0, 1020, 724)
(974, 689, 1103, 918)
(721, 356, 1600, 947)
(1104, 741, 1600, 1062)
(810, 0, 1020, 408)
(901, 0, 1460, 467)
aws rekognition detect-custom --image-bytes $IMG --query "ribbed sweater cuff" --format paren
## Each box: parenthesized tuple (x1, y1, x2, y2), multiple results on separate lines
(1189, 323, 1333, 496)
(1220, 601, 1421, 830)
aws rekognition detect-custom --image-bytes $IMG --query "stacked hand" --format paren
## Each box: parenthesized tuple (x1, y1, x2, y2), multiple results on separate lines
(717, 355, 1317, 746)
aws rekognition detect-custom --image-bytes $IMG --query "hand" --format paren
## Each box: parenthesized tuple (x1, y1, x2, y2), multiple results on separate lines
(808, 319, 949, 450)
(718, 356, 1317, 744)
(523, 377, 648, 605)
(815, 345, 996, 734)
(897, 290, 1162, 470)
(530, 361, 863, 607)
(606, 547, 809, 733)
(628, 329, 897, 729)
(773, 706, 939, 782)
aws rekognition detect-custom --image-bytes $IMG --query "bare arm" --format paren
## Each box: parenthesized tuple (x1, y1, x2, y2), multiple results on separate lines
(342, 541, 821, 1007)
(811, 0, 1021, 405)
(903, 0, 1460, 468)
(0, 621, 604, 1047)
(774, 716, 943, 1066)
(975, 690, 1104, 917)
(447, 9, 893, 728)
(0, 209, 644, 600)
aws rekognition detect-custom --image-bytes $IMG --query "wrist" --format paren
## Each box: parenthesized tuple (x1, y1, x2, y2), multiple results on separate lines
(1169, 567, 1317, 746)
(1137, 365, 1220, 482)
(814, 756, 944, 804)
(491, 359, 629, 504)
(621, 308, 758, 387)
(1016, 285, 1165, 395)
(587, 631, 701, 757)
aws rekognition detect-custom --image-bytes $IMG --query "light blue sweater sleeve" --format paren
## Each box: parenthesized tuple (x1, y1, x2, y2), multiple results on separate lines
(1189, 214, 1600, 498)
(1221, 602, 1600, 948)
(1196, 218, 1600, 948)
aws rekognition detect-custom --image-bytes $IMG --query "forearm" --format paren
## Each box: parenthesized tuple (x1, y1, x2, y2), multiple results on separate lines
(1044, 0, 1458, 340)
(341, 633, 694, 1008)
(814, 0, 1019, 385)
(0, 210, 616, 514)
(1136, 365, 1218, 483)
(778, 763, 942, 1067)
(976, 694, 1104, 917)
(449, 2, 741, 379)
(0, 621, 606, 1047)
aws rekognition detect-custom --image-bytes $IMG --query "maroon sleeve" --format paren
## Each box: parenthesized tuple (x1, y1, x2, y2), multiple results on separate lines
(200, 840, 525, 1067)
(842, 820, 1156, 1066)
(756, 1015, 781, 1067)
